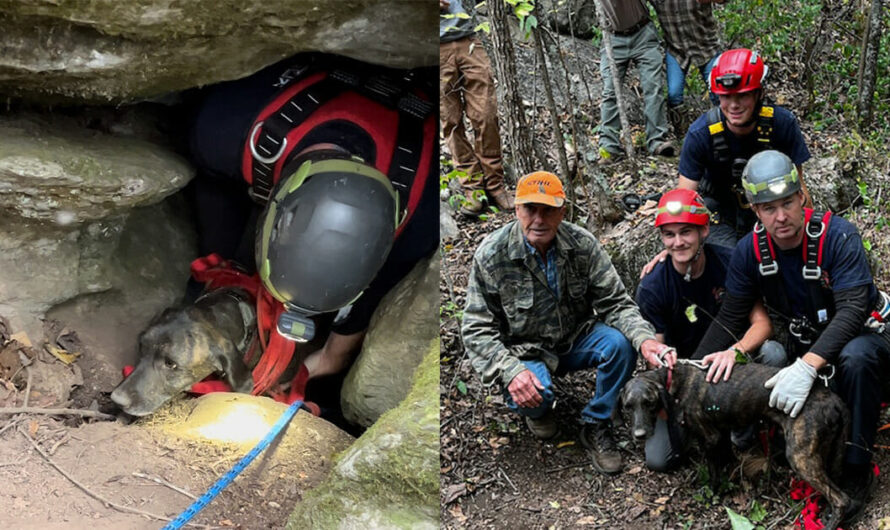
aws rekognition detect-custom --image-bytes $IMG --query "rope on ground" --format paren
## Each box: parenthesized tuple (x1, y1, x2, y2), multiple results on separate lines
(18, 427, 216, 529)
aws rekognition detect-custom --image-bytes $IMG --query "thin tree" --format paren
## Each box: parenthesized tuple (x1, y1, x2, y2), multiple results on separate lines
(489, 0, 536, 175)
(857, 0, 884, 128)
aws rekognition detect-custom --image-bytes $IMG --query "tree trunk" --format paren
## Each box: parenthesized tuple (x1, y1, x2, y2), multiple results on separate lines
(857, 0, 884, 128)
(489, 0, 536, 175)
(532, 26, 575, 217)
(592, 0, 634, 158)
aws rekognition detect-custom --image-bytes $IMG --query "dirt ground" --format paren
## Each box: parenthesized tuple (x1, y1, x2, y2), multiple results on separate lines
(0, 293, 353, 529)
(440, 207, 890, 530)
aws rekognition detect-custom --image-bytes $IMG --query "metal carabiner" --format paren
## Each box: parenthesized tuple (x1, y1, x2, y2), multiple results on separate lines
(249, 122, 288, 165)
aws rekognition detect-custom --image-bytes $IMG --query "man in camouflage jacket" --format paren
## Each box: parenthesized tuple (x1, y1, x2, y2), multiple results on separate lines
(461, 171, 674, 475)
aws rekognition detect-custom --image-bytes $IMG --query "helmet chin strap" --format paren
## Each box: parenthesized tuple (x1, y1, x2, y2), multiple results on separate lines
(683, 244, 705, 283)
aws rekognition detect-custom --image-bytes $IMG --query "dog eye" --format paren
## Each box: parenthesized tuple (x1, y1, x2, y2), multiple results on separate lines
(163, 358, 177, 369)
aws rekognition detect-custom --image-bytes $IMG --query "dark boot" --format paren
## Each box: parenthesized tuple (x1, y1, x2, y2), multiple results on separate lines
(839, 463, 877, 526)
(524, 409, 558, 440)
(580, 421, 623, 475)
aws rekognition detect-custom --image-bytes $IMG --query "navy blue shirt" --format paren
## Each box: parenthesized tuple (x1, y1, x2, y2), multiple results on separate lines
(636, 244, 733, 358)
(725, 215, 877, 323)
(679, 105, 810, 207)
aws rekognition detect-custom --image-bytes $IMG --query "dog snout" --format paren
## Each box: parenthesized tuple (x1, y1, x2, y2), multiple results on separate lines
(633, 427, 648, 440)
(110, 386, 132, 409)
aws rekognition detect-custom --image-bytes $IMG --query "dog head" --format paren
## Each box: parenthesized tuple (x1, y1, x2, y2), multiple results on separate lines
(620, 371, 665, 441)
(110, 290, 254, 416)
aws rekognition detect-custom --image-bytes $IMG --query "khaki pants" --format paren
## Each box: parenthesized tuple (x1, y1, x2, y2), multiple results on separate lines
(440, 36, 505, 192)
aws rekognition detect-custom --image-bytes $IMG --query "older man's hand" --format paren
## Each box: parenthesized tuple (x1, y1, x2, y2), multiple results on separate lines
(640, 339, 676, 369)
(507, 369, 544, 408)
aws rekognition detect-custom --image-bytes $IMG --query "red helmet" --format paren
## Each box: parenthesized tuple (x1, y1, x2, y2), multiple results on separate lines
(709, 49, 768, 95)
(655, 189, 710, 227)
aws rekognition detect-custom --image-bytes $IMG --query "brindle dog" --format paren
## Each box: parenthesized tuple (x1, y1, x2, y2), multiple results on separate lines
(621, 362, 850, 530)
(110, 287, 256, 416)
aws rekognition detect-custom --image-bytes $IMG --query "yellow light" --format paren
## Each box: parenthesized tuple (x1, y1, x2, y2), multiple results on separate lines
(174, 394, 283, 446)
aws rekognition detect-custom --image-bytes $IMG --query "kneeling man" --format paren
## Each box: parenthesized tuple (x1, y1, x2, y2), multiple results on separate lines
(694, 150, 890, 525)
(461, 171, 672, 475)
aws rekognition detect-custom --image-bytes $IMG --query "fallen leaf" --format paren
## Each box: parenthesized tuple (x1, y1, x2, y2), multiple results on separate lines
(626, 465, 643, 475)
(654, 496, 670, 505)
(218, 519, 235, 526)
(575, 516, 599, 526)
(29, 420, 38, 436)
(448, 504, 467, 523)
(549, 500, 560, 509)
(10, 332, 31, 348)
(443, 483, 467, 504)
(556, 441, 575, 449)
(45, 344, 80, 365)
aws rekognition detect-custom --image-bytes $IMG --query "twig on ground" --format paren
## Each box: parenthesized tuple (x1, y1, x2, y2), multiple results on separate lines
(0, 417, 22, 437)
(499, 467, 519, 495)
(18, 428, 218, 529)
(132, 472, 197, 500)
(23, 366, 32, 408)
(0, 407, 116, 421)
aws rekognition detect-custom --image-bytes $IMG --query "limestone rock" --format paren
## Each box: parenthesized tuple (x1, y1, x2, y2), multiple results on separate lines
(287, 341, 440, 529)
(440, 201, 460, 241)
(803, 156, 858, 213)
(341, 256, 439, 427)
(0, 195, 196, 341)
(0, 1, 438, 104)
(0, 113, 193, 223)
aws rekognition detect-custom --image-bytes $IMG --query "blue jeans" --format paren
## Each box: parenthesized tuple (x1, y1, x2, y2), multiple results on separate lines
(504, 322, 636, 424)
(666, 52, 719, 108)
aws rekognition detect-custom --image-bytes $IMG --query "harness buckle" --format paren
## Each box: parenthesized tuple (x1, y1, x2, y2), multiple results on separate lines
(759, 261, 779, 276)
(802, 265, 822, 280)
(789, 319, 814, 345)
(249, 122, 288, 165)
(806, 219, 825, 238)
(248, 184, 273, 205)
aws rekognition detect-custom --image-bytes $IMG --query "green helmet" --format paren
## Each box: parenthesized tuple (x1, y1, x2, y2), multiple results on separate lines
(741, 150, 801, 204)
(256, 153, 399, 323)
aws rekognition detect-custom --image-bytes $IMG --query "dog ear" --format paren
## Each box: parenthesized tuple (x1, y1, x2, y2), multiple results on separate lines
(213, 340, 253, 393)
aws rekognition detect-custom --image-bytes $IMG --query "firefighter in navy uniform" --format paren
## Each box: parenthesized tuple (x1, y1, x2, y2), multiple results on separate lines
(187, 53, 438, 389)
(676, 48, 812, 247)
(693, 150, 890, 525)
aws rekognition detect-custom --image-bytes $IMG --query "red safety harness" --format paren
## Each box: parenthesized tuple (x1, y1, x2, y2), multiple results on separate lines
(241, 60, 436, 239)
(122, 254, 317, 411)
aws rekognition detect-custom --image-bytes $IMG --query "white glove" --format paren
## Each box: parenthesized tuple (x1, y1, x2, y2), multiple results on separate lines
(764, 358, 818, 418)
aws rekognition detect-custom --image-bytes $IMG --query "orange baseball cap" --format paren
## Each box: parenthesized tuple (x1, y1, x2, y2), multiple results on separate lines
(515, 171, 566, 207)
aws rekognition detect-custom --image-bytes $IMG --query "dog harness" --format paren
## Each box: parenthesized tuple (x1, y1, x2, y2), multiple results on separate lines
(242, 56, 436, 238)
(189, 253, 313, 405)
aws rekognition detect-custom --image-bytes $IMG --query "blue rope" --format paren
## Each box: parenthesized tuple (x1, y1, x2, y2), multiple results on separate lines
(161, 399, 304, 530)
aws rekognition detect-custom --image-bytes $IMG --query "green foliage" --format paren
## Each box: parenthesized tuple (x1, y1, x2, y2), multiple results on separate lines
(725, 507, 759, 530)
(504, 0, 537, 39)
(456, 380, 469, 395)
(748, 499, 767, 523)
(440, 300, 464, 322)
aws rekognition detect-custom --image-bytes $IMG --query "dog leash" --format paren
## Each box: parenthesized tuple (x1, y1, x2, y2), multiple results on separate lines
(161, 399, 306, 530)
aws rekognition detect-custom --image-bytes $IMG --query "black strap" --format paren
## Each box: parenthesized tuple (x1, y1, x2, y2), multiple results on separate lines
(802, 211, 835, 326)
(756, 105, 774, 145)
(658, 371, 684, 460)
(706, 107, 730, 164)
(248, 76, 345, 203)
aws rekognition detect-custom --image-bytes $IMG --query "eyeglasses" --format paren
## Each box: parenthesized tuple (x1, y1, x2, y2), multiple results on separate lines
(715, 73, 742, 89)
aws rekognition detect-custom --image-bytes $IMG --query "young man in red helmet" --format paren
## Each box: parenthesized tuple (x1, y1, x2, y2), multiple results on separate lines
(676, 48, 812, 248)
(635, 188, 785, 470)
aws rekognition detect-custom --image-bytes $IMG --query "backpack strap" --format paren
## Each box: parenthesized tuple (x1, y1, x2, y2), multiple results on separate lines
(706, 107, 731, 164)
(801, 209, 835, 326)
(756, 105, 774, 146)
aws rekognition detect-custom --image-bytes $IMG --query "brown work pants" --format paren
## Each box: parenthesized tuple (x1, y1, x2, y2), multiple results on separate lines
(440, 36, 505, 192)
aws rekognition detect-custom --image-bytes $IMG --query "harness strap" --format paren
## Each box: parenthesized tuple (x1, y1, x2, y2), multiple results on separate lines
(756, 105, 774, 144)
(706, 107, 730, 164)
(658, 369, 684, 462)
(753, 209, 836, 345)
(245, 66, 434, 211)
